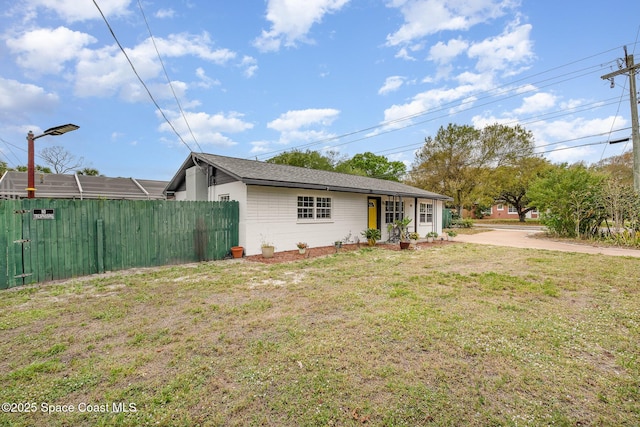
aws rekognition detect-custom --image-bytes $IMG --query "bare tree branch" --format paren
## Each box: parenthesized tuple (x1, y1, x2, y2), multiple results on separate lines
(39, 146, 84, 174)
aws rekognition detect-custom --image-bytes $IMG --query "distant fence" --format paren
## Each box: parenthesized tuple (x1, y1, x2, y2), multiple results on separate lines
(0, 199, 239, 289)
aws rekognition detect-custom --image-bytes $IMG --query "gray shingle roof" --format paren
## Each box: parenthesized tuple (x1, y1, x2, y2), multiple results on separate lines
(166, 153, 452, 200)
(0, 171, 167, 200)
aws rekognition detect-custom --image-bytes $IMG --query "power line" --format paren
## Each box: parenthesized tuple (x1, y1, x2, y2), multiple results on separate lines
(136, 0, 203, 153)
(375, 127, 632, 160)
(92, 0, 194, 152)
(255, 45, 634, 160)
(0, 137, 24, 167)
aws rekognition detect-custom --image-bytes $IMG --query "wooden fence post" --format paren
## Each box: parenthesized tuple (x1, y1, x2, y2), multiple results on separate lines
(96, 218, 104, 274)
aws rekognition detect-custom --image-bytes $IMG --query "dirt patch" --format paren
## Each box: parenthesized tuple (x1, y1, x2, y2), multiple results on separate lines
(244, 240, 456, 264)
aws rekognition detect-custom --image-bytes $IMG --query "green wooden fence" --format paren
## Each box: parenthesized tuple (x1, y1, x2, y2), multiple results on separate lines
(442, 208, 453, 229)
(0, 199, 239, 289)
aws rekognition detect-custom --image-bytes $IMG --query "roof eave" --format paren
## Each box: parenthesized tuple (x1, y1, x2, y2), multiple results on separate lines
(243, 178, 452, 200)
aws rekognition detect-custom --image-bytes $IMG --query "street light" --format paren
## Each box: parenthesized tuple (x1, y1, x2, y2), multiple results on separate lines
(26, 123, 79, 198)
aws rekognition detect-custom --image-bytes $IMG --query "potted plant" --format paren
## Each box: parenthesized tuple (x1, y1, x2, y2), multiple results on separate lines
(409, 232, 419, 248)
(395, 217, 412, 249)
(446, 230, 458, 241)
(426, 231, 438, 243)
(334, 240, 343, 252)
(361, 228, 381, 246)
(230, 246, 244, 258)
(260, 236, 275, 258)
(296, 242, 308, 254)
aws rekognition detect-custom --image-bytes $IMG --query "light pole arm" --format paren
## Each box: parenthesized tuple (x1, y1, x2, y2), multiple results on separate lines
(25, 124, 79, 199)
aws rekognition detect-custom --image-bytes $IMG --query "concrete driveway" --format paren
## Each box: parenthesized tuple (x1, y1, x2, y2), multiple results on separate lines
(455, 228, 640, 258)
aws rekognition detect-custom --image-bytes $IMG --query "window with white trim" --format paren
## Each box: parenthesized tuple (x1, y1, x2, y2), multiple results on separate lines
(218, 194, 230, 202)
(497, 203, 504, 210)
(508, 205, 518, 214)
(384, 201, 404, 223)
(316, 197, 332, 219)
(297, 196, 332, 220)
(419, 202, 433, 223)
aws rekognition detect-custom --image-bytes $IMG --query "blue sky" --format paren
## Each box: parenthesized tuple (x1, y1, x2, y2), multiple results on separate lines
(1, 0, 639, 180)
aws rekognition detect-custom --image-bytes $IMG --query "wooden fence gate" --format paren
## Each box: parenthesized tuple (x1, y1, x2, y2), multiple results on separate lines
(1, 199, 239, 289)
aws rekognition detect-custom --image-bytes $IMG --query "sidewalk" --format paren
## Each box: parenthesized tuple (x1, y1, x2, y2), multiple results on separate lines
(455, 229, 640, 258)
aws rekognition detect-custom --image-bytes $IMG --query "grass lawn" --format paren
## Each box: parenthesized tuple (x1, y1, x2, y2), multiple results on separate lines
(1, 243, 638, 426)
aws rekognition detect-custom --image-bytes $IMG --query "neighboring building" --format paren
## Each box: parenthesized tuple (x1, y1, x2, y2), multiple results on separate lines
(0, 171, 168, 200)
(165, 153, 453, 256)
(477, 203, 539, 220)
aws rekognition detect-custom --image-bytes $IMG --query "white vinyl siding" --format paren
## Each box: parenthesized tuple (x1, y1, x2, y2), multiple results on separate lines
(244, 186, 364, 255)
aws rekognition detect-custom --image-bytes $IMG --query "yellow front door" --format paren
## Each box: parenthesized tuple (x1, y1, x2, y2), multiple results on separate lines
(368, 198, 377, 229)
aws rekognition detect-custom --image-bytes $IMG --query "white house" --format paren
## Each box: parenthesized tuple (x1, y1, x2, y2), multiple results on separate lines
(165, 153, 453, 256)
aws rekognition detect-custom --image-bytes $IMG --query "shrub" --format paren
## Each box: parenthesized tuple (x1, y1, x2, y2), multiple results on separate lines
(452, 218, 474, 228)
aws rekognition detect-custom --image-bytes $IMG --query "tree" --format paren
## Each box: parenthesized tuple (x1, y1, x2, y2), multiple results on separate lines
(337, 152, 406, 181)
(528, 164, 607, 237)
(39, 145, 84, 174)
(0, 161, 8, 176)
(16, 165, 53, 174)
(408, 123, 535, 215)
(490, 156, 552, 222)
(267, 149, 338, 170)
(593, 150, 633, 187)
(76, 168, 101, 176)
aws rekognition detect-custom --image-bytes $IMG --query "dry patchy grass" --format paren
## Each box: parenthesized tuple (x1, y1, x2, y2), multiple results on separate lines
(0, 244, 639, 426)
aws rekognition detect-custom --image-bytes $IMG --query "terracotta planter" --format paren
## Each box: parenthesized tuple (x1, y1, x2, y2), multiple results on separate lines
(399, 241, 411, 250)
(230, 246, 244, 258)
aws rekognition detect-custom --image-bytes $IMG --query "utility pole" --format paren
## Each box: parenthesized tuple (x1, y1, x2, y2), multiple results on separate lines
(601, 46, 640, 192)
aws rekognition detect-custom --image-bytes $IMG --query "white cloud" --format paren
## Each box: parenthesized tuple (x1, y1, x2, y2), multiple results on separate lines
(195, 68, 221, 89)
(378, 84, 477, 131)
(513, 92, 557, 115)
(428, 37, 469, 64)
(72, 32, 236, 98)
(468, 20, 534, 73)
(250, 140, 271, 154)
(534, 116, 626, 144)
(489, 115, 629, 164)
(0, 77, 59, 120)
(240, 56, 259, 78)
(268, 108, 340, 132)
(267, 108, 340, 144)
(6, 26, 97, 74)
(155, 8, 175, 19)
(26, 0, 132, 22)
(148, 33, 236, 64)
(379, 76, 405, 95)
(158, 110, 254, 147)
(470, 114, 514, 129)
(395, 47, 416, 61)
(253, 0, 351, 52)
(385, 0, 515, 47)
